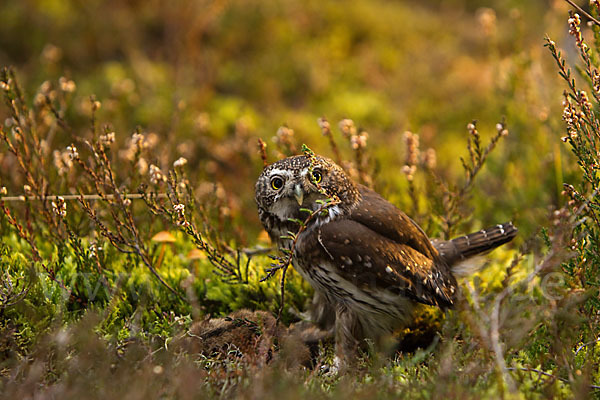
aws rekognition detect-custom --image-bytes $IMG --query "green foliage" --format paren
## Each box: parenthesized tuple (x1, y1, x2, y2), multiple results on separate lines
(0, 0, 599, 398)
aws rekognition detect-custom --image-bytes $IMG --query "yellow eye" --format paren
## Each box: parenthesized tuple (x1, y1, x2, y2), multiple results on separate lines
(312, 170, 322, 183)
(271, 176, 284, 190)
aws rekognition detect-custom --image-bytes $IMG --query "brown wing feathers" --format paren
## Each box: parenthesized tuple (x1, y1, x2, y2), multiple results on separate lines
(308, 219, 457, 308)
(352, 185, 438, 259)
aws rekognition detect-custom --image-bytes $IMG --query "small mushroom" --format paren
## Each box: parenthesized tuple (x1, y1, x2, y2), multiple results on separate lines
(186, 248, 206, 275)
(257, 230, 271, 244)
(186, 248, 205, 260)
(151, 231, 176, 268)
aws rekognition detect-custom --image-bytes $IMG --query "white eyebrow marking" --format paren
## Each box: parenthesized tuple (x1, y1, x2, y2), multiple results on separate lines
(268, 168, 293, 178)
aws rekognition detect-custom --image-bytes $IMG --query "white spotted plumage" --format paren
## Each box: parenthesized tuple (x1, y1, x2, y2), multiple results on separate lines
(255, 154, 517, 364)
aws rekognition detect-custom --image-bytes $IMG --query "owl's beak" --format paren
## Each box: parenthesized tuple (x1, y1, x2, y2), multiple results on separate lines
(293, 184, 304, 205)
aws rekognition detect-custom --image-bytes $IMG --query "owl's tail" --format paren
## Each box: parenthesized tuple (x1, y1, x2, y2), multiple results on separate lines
(433, 222, 517, 278)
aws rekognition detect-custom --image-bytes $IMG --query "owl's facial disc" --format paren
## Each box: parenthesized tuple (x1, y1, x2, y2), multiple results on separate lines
(265, 167, 328, 221)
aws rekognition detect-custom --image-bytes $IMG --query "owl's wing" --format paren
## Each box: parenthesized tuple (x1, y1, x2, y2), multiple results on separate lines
(305, 218, 456, 307)
(351, 185, 439, 260)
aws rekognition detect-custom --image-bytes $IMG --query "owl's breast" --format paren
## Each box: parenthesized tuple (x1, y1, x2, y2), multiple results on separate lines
(293, 228, 414, 324)
(291, 254, 414, 334)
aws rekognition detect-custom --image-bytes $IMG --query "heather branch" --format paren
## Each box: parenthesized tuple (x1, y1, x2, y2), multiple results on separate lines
(0, 199, 57, 279)
(466, 208, 577, 393)
(437, 120, 509, 238)
(0, 93, 60, 233)
(563, 0, 600, 27)
(0, 265, 32, 309)
(0, 279, 29, 309)
(60, 122, 184, 298)
(0, 193, 164, 202)
(141, 172, 248, 284)
(506, 367, 600, 390)
(460, 120, 507, 197)
(79, 192, 180, 297)
(546, 36, 600, 141)
(258, 138, 268, 167)
(338, 119, 371, 186)
(318, 117, 342, 166)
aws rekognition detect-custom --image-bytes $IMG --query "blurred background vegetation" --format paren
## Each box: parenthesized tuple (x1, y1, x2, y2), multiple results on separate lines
(0, 0, 577, 238)
(1, 0, 599, 398)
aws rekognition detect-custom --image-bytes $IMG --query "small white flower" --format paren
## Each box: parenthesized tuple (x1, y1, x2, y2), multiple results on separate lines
(401, 165, 416, 176)
(424, 148, 437, 169)
(338, 119, 356, 138)
(51, 196, 66, 218)
(318, 117, 330, 132)
(59, 77, 76, 93)
(276, 126, 294, 140)
(89, 243, 103, 257)
(149, 164, 164, 184)
(89, 243, 97, 258)
(137, 158, 148, 175)
(53, 149, 74, 175)
(401, 165, 417, 181)
(66, 145, 78, 160)
(173, 203, 188, 226)
(132, 133, 146, 149)
(173, 204, 190, 226)
(351, 132, 368, 149)
(173, 157, 188, 168)
(99, 132, 115, 146)
(40, 80, 51, 94)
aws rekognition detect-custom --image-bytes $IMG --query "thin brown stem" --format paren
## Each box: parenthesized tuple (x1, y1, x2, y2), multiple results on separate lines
(564, 0, 600, 26)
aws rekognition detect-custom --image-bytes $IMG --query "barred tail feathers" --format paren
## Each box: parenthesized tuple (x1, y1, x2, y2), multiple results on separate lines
(433, 222, 517, 278)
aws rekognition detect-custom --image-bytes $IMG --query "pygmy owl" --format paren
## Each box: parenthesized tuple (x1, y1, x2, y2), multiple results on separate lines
(255, 154, 516, 365)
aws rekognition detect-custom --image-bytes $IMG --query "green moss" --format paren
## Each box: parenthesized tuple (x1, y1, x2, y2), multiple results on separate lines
(0, 0, 599, 397)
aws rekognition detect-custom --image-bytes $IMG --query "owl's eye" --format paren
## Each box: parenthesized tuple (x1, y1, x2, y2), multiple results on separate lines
(311, 170, 322, 184)
(270, 176, 284, 190)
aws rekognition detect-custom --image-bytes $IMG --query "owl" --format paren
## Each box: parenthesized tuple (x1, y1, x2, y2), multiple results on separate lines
(255, 154, 516, 366)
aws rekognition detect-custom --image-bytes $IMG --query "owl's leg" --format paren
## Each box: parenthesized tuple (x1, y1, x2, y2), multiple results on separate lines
(310, 291, 336, 332)
(334, 304, 362, 369)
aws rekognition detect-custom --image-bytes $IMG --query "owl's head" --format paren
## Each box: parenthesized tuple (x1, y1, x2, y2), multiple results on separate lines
(255, 155, 360, 224)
